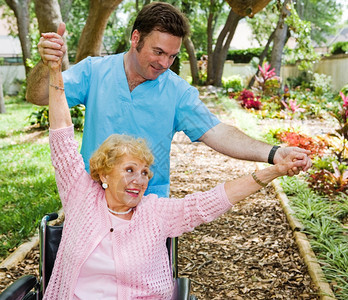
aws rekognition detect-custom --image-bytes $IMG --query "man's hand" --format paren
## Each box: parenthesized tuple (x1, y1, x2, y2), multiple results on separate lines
(273, 147, 312, 176)
(38, 22, 66, 66)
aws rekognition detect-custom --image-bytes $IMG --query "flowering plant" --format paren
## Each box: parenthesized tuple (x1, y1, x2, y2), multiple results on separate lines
(339, 91, 348, 123)
(237, 89, 262, 110)
(281, 99, 306, 114)
(276, 130, 327, 158)
(255, 62, 281, 95)
(258, 62, 276, 81)
(307, 161, 348, 196)
(327, 91, 348, 163)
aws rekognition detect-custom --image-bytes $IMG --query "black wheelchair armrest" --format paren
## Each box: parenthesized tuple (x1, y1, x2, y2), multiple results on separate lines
(0, 275, 37, 300)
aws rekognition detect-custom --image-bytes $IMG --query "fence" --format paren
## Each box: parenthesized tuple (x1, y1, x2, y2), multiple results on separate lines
(0, 65, 25, 95)
(180, 53, 348, 92)
(1, 54, 347, 95)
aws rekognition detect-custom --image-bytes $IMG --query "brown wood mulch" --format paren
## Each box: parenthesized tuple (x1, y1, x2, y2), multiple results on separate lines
(0, 127, 323, 299)
(171, 132, 319, 299)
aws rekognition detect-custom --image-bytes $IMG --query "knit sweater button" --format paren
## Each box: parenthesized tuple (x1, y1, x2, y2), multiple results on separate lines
(110, 228, 114, 232)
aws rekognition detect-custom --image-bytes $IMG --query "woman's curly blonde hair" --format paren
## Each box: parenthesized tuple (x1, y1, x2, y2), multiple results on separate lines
(89, 134, 154, 183)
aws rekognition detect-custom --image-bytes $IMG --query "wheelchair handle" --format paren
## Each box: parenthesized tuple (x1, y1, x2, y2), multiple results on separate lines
(45, 212, 58, 222)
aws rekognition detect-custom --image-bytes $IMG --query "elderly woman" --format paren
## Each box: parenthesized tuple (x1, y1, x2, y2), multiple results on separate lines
(46, 50, 305, 299)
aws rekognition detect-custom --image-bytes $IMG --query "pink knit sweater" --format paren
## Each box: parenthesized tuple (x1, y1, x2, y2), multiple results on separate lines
(46, 125, 232, 299)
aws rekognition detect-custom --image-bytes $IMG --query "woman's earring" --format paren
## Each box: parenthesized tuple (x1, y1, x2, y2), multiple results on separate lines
(102, 182, 108, 189)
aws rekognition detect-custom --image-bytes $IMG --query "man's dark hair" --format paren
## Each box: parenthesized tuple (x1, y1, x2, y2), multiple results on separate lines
(131, 2, 190, 51)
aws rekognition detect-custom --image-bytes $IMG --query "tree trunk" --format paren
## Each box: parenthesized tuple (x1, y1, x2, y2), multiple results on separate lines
(270, 0, 290, 76)
(248, 28, 276, 88)
(208, 9, 242, 87)
(34, 0, 70, 71)
(0, 75, 5, 114)
(206, 2, 215, 85)
(170, 56, 180, 75)
(75, 0, 123, 63)
(58, 0, 73, 23)
(181, 0, 199, 85)
(183, 38, 199, 85)
(5, 0, 31, 77)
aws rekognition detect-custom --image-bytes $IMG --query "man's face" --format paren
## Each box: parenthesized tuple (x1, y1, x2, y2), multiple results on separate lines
(131, 30, 182, 81)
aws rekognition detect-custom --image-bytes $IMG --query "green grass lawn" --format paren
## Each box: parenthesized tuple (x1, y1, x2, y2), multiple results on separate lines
(0, 97, 81, 260)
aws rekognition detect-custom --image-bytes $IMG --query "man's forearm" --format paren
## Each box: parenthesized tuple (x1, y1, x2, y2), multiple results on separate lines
(26, 60, 50, 106)
(199, 123, 273, 163)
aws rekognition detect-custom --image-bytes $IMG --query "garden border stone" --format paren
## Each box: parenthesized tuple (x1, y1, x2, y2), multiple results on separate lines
(0, 208, 64, 282)
(256, 162, 336, 300)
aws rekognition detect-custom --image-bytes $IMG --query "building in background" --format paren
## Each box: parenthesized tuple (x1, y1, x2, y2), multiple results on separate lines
(0, 10, 25, 95)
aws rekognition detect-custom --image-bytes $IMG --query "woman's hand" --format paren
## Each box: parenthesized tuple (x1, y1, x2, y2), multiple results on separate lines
(225, 152, 306, 205)
(274, 150, 309, 177)
(39, 23, 66, 68)
(273, 146, 312, 175)
(46, 42, 63, 72)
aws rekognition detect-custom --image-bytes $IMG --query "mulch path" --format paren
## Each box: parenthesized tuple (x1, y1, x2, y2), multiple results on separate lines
(170, 132, 319, 299)
(0, 120, 326, 299)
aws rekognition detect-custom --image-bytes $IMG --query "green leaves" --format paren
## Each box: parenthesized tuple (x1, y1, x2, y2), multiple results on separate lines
(280, 175, 348, 300)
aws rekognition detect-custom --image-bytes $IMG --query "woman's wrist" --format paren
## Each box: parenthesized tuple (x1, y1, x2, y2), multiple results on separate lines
(252, 167, 281, 187)
(251, 171, 268, 187)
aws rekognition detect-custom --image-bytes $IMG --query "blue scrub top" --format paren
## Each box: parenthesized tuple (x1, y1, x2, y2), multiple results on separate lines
(62, 53, 220, 197)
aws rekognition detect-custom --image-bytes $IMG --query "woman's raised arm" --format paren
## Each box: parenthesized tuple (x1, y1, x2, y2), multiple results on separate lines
(48, 53, 72, 129)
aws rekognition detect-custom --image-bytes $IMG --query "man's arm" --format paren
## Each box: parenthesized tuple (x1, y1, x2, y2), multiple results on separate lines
(26, 60, 50, 105)
(26, 23, 66, 106)
(199, 122, 312, 174)
(199, 122, 272, 162)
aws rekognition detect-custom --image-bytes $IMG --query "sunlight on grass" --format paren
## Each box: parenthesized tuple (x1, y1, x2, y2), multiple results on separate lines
(0, 97, 36, 136)
(0, 97, 82, 259)
(220, 97, 262, 140)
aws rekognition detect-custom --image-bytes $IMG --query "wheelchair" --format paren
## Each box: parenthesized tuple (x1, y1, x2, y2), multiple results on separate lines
(0, 212, 197, 300)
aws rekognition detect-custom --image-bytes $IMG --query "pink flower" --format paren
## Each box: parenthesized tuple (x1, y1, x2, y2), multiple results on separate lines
(258, 62, 276, 81)
(281, 99, 305, 113)
(340, 92, 348, 122)
(340, 91, 348, 108)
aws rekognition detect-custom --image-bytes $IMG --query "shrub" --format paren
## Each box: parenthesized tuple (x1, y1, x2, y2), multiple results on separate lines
(226, 47, 271, 63)
(330, 41, 348, 55)
(28, 105, 85, 130)
(254, 62, 281, 96)
(222, 75, 244, 92)
(307, 161, 348, 197)
(29, 107, 49, 129)
(236, 89, 262, 110)
(196, 48, 272, 64)
(276, 130, 328, 158)
(70, 105, 85, 131)
(284, 72, 310, 90)
(310, 73, 333, 97)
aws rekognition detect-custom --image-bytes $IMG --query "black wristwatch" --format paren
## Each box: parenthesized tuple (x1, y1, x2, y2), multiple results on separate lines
(268, 145, 280, 164)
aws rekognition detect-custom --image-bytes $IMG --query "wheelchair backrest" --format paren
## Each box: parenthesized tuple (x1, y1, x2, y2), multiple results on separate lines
(43, 225, 63, 289)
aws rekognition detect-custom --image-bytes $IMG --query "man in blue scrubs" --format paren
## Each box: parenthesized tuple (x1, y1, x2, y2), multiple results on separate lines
(26, 2, 312, 198)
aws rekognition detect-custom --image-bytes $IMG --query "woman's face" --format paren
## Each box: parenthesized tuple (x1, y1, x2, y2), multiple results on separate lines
(101, 154, 150, 212)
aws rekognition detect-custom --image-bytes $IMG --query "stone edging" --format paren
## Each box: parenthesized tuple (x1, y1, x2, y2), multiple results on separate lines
(256, 162, 336, 300)
(0, 208, 64, 276)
